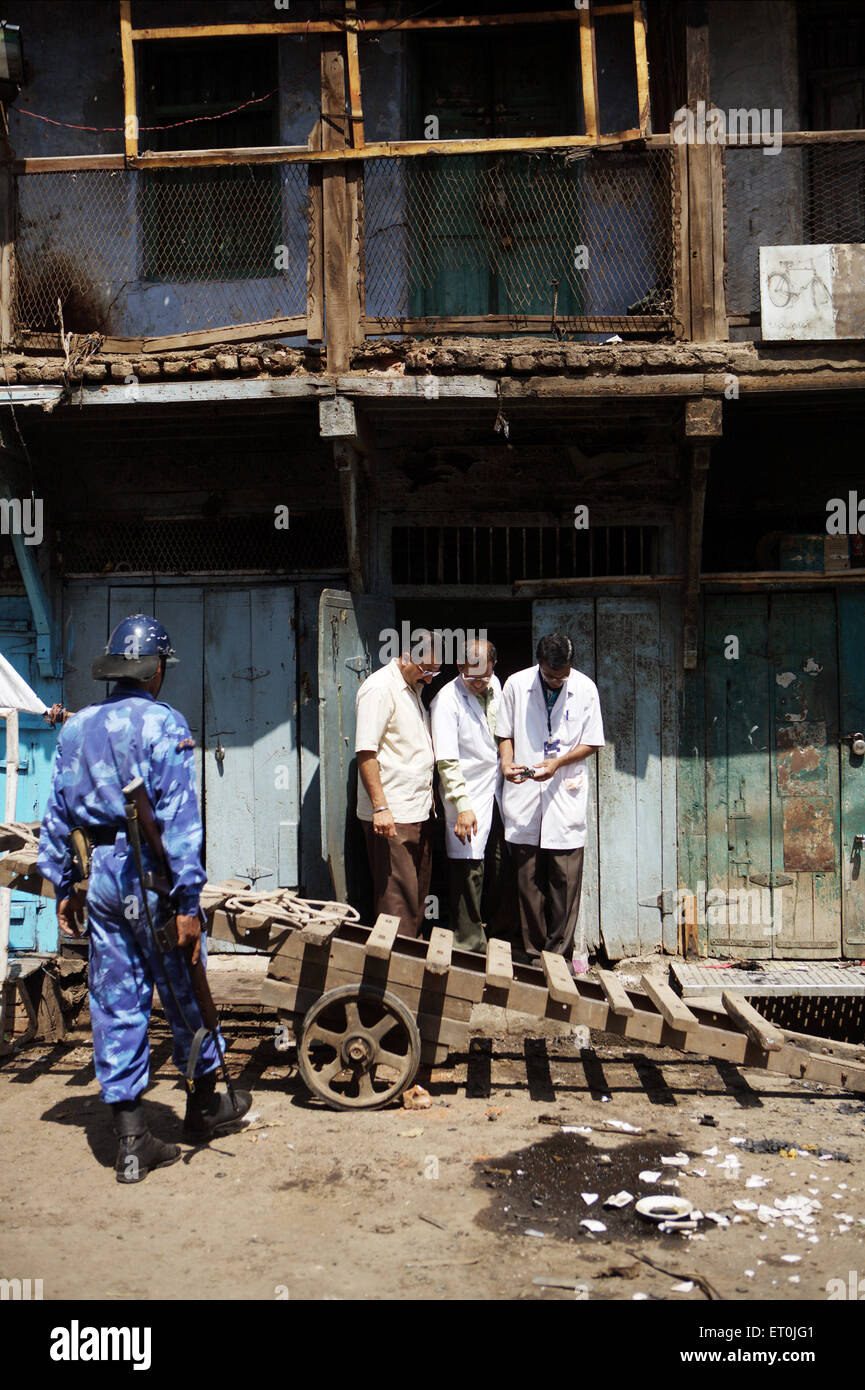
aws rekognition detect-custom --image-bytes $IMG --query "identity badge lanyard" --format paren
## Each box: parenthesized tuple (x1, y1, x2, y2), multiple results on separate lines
(542, 677, 562, 761)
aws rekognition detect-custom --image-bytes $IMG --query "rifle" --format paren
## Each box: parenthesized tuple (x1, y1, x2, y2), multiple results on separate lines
(122, 776, 239, 1109)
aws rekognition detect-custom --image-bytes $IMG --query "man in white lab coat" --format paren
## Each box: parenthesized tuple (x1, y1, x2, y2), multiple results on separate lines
(497, 633, 604, 967)
(430, 638, 505, 952)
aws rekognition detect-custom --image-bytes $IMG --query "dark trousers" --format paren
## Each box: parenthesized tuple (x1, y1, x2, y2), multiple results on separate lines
(447, 804, 516, 953)
(362, 816, 433, 938)
(510, 843, 585, 960)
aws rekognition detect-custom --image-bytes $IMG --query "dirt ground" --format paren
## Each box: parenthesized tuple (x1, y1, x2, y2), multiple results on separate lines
(2, 973, 865, 1304)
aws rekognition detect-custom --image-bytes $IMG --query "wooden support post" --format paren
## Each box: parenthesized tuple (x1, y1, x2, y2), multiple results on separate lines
(333, 440, 367, 592)
(684, 0, 722, 341)
(682, 398, 720, 670)
(119, 0, 139, 159)
(320, 3, 360, 374)
(578, 5, 600, 142)
(672, 138, 690, 340)
(345, 0, 365, 148)
(632, 0, 651, 135)
(306, 120, 325, 343)
(0, 120, 15, 349)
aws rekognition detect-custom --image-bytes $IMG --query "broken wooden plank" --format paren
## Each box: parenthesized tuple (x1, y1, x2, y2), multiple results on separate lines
(596, 968, 635, 1017)
(365, 913, 401, 961)
(425, 926, 453, 976)
(641, 975, 700, 1031)
(721, 991, 784, 1052)
(485, 938, 513, 990)
(541, 951, 579, 1005)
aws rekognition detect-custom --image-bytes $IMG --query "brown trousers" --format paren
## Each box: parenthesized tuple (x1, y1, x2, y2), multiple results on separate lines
(362, 816, 433, 938)
(509, 843, 585, 960)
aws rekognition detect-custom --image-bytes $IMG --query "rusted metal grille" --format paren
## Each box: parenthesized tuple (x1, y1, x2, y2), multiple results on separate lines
(59, 513, 346, 576)
(725, 142, 865, 317)
(15, 164, 312, 346)
(363, 149, 675, 336)
(391, 523, 660, 586)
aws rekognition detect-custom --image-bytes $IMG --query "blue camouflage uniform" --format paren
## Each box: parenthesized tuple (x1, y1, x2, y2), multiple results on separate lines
(37, 682, 222, 1104)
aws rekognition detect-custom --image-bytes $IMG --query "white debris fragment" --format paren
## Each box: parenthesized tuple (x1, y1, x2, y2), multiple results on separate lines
(632, 1292, 648, 1300)
(580, 1219, 607, 1233)
(671, 1281, 694, 1293)
(746, 1175, 770, 1189)
(604, 1191, 634, 1209)
(701, 1146, 719, 1157)
(706, 1212, 730, 1226)
(780, 1255, 801, 1264)
(691, 1168, 708, 1178)
(561, 1126, 593, 1135)
(744, 1269, 755, 1278)
(639, 1171, 661, 1184)
(524, 1229, 546, 1238)
(605, 1119, 641, 1133)
(788, 1276, 800, 1284)
(729, 1137, 746, 1145)
(661, 1153, 690, 1167)
(581, 1193, 599, 1205)
(733, 1200, 758, 1212)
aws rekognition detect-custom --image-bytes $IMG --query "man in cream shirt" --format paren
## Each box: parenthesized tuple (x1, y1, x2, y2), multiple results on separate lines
(355, 631, 440, 936)
(497, 632, 604, 968)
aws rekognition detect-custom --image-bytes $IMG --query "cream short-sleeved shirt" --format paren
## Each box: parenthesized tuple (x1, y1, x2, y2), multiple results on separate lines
(355, 659, 435, 823)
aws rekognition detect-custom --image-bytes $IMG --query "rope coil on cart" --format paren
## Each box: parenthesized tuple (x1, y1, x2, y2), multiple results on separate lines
(222, 890, 361, 932)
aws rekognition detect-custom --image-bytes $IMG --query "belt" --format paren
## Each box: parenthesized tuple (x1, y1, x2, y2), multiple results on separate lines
(86, 825, 125, 847)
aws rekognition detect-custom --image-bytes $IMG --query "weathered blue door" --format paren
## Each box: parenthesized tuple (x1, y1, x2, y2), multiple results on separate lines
(63, 582, 298, 950)
(532, 595, 678, 960)
(704, 592, 845, 957)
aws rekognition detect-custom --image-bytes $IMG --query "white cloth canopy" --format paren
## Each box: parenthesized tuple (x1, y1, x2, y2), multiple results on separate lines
(0, 650, 47, 716)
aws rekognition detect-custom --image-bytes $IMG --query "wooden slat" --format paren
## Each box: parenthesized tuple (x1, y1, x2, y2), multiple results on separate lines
(119, 0, 138, 159)
(345, 2, 365, 148)
(485, 938, 513, 989)
(642, 974, 700, 1031)
(596, 968, 634, 1017)
(709, 139, 728, 341)
(300, 913, 345, 947)
(362, 314, 670, 335)
(578, 5, 600, 144)
(632, 0, 651, 136)
(425, 926, 453, 976)
(306, 119, 324, 342)
(365, 912, 401, 960)
(721, 991, 784, 1052)
(130, 13, 595, 41)
(541, 950, 579, 1005)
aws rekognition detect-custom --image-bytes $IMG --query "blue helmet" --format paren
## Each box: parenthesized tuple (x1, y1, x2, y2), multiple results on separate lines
(92, 613, 179, 682)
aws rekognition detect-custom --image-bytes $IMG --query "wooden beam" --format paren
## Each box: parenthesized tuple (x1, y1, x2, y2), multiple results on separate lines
(333, 440, 367, 591)
(345, 1, 365, 149)
(130, 13, 597, 41)
(425, 926, 453, 977)
(307, 122, 325, 344)
(485, 938, 514, 989)
(299, 914, 345, 947)
(119, 0, 138, 159)
(362, 314, 670, 335)
(321, 11, 353, 375)
(95, 317, 306, 354)
(632, 0, 652, 136)
(541, 950, 580, 1005)
(683, 441, 710, 669)
(12, 155, 129, 173)
(672, 137, 691, 340)
(685, 2, 716, 340)
(721, 991, 784, 1052)
(365, 912, 401, 960)
(709, 141, 727, 340)
(578, 6, 600, 143)
(596, 968, 635, 1017)
(641, 974, 700, 1031)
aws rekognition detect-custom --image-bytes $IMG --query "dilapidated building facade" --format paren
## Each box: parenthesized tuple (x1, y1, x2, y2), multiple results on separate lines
(2, 0, 865, 968)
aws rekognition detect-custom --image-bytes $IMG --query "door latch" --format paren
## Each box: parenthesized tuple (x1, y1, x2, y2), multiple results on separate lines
(842, 731, 865, 756)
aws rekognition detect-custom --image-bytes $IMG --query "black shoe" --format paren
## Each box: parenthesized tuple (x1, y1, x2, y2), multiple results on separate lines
(113, 1103, 181, 1184)
(182, 1071, 252, 1143)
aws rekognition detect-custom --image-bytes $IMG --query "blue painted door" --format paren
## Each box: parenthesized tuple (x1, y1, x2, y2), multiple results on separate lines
(63, 582, 298, 951)
(532, 595, 678, 960)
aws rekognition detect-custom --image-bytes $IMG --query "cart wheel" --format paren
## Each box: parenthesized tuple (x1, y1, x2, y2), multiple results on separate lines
(298, 985, 421, 1111)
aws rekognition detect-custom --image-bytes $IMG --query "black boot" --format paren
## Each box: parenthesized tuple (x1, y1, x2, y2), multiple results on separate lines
(113, 1101, 181, 1184)
(182, 1071, 252, 1142)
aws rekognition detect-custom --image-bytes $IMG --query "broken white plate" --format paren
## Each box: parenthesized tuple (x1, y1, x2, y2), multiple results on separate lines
(580, 1219, 607, 1233)
(701, 1146, 719, 1157)
(524, 1229, 546, 1238)
(733, 1200, 758, 1212)
(671, 1281, 694, 1293)
(635, 1195, 693, 1222)
(780, 1254, 801, 1264)
(661, 1153, 690, 1167)
(581, 1193, 599, 1205)
(639, 1170, 661, 1183)
(745, 1175, 770, 1188)
(605, 1119, 641, 1133)
(604, 1191, 634, 1208)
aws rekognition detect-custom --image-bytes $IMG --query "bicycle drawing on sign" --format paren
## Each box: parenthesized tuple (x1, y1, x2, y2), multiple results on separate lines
(766, 258, 831, 311)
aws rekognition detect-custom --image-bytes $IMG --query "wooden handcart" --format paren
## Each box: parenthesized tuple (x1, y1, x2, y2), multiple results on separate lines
(3, 823, 865, 1111)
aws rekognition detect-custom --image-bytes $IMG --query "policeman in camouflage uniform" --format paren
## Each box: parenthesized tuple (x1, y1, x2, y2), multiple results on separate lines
(38, 614, 251, 1182)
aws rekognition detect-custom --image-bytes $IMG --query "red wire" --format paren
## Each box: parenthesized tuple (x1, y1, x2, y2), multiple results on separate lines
(16, 84, 280, 135)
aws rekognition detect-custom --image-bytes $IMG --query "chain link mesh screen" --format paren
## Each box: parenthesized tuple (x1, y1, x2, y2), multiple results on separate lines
(363, 149, 675, 336)
(16, 164, 313, 346)
(59, 513, 346, 575)
(725, 142, 865, 317)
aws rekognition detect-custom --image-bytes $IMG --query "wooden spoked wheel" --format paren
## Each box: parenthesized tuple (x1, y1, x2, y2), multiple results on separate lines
(298, 985, 421, 1110)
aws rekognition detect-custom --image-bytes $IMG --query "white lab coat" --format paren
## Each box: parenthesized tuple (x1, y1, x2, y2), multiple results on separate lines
(497, 665, 604, 850)
(430, 674, 502, 860)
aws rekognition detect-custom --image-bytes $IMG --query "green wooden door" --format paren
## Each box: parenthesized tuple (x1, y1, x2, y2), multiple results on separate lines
(705, 593, 843, 957)
(838, 591, 865, 953)
(410, 29, 582, 322)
